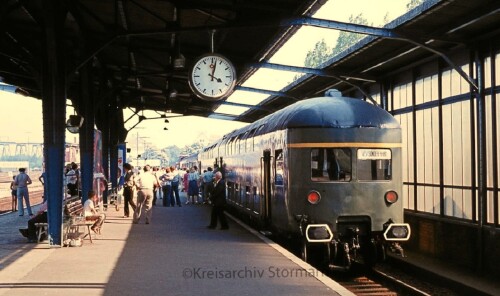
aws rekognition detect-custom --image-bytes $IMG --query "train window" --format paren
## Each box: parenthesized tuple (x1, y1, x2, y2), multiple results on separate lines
(311, 148, 351, 182)
(357, 149, 392, 181)
(275, 149, 284, 186)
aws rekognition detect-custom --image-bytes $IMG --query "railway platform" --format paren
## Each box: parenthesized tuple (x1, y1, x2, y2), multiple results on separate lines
(0, 193, 353, 296)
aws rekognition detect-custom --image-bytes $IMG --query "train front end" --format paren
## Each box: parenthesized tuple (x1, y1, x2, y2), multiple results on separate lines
(286, 94, 410, 269)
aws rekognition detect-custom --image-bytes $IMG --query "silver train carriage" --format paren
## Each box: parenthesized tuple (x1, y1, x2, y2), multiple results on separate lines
(198, 90, 410, 269)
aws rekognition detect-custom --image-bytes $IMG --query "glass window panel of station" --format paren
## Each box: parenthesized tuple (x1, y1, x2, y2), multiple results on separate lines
(461, 100, 472, 188)
(486, 94, 495, 189)
(452, 101, 464, 188)
(463, 190, 473, 220)
(226, 90, 270, 107)
(496, 52, 500, 86)
(452, 100, 465, 219)
(442, 104, 453, 186)
(453, 188, 465, 219)
(498, 93, 500, 194)
(444, 188, 454, 217)
(391, 86, 399, 111)
(451, 64, 468, 96)
(442, 70, 452, 98)
(415, 109, 425, 182)
(429, 75, 438, 103)
(432, 108, 441, 213)
(415, 78, 424, 105)
(484, 56, 492, 89)
(402, 83, 412, 109)
(416, 185, 425, 212)
(423, 109, 434, 183)
(487, 191, 495, 224)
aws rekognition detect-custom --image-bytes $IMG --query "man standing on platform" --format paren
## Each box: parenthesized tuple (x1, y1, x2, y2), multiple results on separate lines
(15, 167, 33, 216)
(206, 171, 229, 230)
(133, 165, 158, 224)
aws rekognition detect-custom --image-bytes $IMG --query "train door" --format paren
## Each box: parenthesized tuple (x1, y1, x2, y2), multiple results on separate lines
(261, 150, 272, 227)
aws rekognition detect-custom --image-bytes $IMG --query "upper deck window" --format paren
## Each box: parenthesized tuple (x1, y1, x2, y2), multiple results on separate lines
(357, 149, 392, 181)
(311, 148, 351, 182)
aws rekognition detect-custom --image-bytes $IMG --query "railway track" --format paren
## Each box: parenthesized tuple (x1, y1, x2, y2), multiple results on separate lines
(331, 262, 461, 296)
(335, 267, 439, 296)
(0, 188, 44, 214)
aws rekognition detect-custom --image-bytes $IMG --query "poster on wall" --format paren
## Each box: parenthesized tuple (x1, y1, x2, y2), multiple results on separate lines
(117, 143, 126, 184)
(93, 129, 107, 199)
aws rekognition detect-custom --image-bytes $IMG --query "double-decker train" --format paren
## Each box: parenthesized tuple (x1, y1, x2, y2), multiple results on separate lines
(186, 90, 410, 270)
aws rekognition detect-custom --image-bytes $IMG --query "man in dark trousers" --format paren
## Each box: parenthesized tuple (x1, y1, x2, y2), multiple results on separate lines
(207, 171, 229, 230)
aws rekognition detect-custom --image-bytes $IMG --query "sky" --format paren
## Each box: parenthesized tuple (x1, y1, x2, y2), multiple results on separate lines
(0, 0, 413, 156)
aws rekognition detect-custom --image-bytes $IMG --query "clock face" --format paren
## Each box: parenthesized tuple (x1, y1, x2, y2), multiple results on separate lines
(189, 53, 236, 101)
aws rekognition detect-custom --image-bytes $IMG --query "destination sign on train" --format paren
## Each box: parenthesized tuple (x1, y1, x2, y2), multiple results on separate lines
(357, 149, 391, 160)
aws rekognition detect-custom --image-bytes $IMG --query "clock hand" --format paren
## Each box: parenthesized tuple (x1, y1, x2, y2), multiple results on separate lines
(208, 73, 222, 83)
(210, 63, 216, 81)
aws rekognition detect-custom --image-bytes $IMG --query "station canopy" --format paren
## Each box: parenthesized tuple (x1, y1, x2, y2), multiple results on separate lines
(1, 0, 499, 126)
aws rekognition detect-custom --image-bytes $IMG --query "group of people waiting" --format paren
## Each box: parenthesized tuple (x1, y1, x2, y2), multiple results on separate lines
(121, 162, 228, 229)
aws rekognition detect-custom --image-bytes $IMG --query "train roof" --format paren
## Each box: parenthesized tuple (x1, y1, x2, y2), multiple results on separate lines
(226, 94, 400, 138)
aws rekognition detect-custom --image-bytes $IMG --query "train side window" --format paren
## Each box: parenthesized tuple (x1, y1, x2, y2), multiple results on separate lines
(275, 149, 284, 186)
(357, 149, 392, 181)
(311, 148, 351, 182)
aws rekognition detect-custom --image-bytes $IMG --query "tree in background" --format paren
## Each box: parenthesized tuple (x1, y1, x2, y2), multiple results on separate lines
(406, 0, 426, 11)
(301, 0, 429, 71)
(331, 14, 370, 57)
(299, 13, 370, 71)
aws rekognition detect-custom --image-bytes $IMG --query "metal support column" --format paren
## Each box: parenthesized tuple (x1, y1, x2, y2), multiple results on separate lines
(475, 51, 486, 273)
(41, 3, 67, 247)
(79, 64, 95, 203)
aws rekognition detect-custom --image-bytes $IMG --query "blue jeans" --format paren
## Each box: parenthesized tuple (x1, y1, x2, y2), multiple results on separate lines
(162, 185, 172, 206)
(171, 182, 181, 206)
(17, 187, 33, 216)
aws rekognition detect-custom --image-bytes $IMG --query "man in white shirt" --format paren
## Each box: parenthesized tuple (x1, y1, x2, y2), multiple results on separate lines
(84, 190, 106, 234)
(133, 165, 159, 224)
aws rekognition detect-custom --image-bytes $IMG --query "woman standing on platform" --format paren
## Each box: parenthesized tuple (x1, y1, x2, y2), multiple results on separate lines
(187, 166, 200, 205)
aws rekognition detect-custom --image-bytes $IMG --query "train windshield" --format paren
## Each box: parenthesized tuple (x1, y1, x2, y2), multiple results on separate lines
(311, 148, 351, 182)
(357, 149, 392, 181)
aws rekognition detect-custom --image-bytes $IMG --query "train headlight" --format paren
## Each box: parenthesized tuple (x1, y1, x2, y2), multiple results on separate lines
(383, 223, 411, 241)
(305, 224, 333, 242)
(384, 190, 398, 204)
(307, 191, 321, 204)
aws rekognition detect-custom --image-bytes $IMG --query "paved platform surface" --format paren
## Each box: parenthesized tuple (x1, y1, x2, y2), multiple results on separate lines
(0, 194, 353, 296)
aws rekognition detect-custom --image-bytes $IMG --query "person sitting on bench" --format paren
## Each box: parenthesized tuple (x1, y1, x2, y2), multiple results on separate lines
(84, 190, 106, 234)
(19, 200, 47, 243)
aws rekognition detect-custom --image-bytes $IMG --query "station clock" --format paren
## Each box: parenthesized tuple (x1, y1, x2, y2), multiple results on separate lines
(189, 53, 236, 101)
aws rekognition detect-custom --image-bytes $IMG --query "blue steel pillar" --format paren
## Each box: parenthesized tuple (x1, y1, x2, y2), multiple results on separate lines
(79, 64, 94, 203)
(41, 3, 67, 247)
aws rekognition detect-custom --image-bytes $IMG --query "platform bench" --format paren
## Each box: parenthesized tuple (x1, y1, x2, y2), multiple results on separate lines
(64, 196, 96, 243)
(34, 222, 48, 243)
